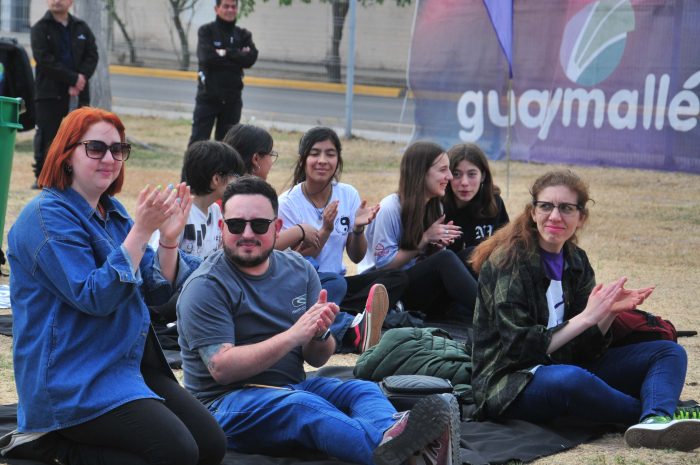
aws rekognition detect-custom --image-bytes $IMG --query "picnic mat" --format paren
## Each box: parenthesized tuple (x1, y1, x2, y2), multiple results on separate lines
(0, 402, 617, 465)
(0, 366, 623, 465)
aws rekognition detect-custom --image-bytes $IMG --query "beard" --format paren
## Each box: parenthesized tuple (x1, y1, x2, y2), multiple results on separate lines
(223, 237, 275, 269)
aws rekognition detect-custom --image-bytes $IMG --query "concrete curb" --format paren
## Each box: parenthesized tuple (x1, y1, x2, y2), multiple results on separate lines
(109, 65, 405, 98)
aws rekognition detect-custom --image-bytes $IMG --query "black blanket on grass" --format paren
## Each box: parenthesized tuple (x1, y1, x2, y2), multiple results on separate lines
(0, 316, 645, 464)
(0, 400, 619, 465)
(0, 365, 622, 465)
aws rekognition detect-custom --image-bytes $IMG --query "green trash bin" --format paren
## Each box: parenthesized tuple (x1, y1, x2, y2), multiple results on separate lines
(0, 96, 23, 250)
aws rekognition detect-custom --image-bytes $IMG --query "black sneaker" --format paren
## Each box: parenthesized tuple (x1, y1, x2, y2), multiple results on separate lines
(374, 393, 461, 465)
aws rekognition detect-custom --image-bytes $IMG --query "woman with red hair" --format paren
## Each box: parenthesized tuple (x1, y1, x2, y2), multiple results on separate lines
(2, 108, 226, 465)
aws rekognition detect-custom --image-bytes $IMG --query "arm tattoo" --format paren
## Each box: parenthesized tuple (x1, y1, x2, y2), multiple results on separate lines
(199, 343, 234, 374)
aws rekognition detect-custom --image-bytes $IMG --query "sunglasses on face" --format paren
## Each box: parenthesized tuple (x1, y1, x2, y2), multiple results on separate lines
(224, 217, 276, 234)
(71, 140, 131, 161)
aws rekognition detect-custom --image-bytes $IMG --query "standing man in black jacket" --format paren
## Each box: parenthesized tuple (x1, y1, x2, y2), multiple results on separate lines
(30, 0, 98, 188)
(189, 0, 258, 146)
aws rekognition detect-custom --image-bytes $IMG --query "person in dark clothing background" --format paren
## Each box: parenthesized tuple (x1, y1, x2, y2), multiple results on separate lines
(30, 0, 98, 189)
(188, 0, 258, 146)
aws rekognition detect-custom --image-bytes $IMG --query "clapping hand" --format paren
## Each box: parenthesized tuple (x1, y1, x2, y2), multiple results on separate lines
(134, 183, 192, 237)
(321, 200, 339, 232)
(289, 289, 339, 345)
(355, 200, 380, 228)
(159, 183, 193, 245)
(611, 283, 655, 313)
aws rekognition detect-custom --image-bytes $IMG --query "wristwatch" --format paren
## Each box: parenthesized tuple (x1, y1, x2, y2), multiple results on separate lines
(313, 329, 331, 341)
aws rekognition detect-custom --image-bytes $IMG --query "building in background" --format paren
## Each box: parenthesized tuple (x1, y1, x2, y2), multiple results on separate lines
(1, 0, 413, 83)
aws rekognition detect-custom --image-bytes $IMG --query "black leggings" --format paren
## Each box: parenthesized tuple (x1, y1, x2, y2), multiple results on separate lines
(31, 334, 226, 465)
(340, 268, 409, 313)
(403, 249, 478, 323)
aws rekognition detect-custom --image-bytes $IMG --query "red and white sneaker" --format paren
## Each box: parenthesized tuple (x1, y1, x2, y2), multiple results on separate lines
(374, 393, 461, 465)
(351, 284, 389, 353)
(411, 396, 462, 464)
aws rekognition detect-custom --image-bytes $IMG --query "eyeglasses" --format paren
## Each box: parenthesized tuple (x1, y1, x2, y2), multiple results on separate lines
(71, 140, 131, 161)
(224, 217, 276, 234)
(267, 151, 279, 164)
(533, 201, 581, 216)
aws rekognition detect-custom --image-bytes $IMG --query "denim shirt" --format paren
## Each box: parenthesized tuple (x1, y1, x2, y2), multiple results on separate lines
(7, 187, 199, 432)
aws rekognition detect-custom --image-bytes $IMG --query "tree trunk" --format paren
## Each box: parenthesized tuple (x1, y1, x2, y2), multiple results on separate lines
(165, 0, 200, 71)
(174, 14, 190, 70)
(106, 0, 138, 64)
(74, 0, 112, 110)
(325, 0, 349, 83)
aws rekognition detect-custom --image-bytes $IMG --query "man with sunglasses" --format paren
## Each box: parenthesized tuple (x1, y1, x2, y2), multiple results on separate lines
(31, 0, 98, 188)
(177, 176, 460, 465)
(188, 0, 258, 146)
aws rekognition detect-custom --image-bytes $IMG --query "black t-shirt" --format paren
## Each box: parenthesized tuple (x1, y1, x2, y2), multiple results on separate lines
(445, 194, 509, 253)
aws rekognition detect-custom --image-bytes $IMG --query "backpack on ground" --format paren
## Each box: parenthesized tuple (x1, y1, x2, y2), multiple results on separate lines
(610, 309, 677, 347)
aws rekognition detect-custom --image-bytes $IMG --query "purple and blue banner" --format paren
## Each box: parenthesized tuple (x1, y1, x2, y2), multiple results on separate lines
(408, 0, 700, 173)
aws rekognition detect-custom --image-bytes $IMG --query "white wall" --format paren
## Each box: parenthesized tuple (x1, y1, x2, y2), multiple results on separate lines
(27, 0, 414, 72)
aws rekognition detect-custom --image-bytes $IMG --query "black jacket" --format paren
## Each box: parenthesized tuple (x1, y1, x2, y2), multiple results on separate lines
(30, 11, 98, 103)
(0, 37, 35, 130)
(196, 17, 258, 99)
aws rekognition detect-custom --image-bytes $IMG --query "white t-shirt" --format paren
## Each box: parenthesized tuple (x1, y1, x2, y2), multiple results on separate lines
(278, 182, 360, 275)
(546, 280, 565, 328)
(358, 193, 414, 273)
(148, 202, 224, 259)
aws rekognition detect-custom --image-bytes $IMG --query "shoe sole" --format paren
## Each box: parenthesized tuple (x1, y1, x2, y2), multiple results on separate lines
(442, 394, 462, 465)
(365, 284, 389, 352)
(373, 394, 455, 465)
(625, 419, 700, 451)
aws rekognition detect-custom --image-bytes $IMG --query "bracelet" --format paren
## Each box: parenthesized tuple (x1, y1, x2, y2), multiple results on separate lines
(352, 227, 365, 236)
(158, 240, 178, 250)
(296, 224, 306, 243)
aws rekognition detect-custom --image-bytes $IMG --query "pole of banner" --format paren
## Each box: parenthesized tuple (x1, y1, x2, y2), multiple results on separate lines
(344, 0, 357, 139)
(505, 74, 512, 198)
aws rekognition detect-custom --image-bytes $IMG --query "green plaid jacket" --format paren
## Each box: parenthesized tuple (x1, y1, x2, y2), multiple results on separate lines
(471, 244, 611, 420)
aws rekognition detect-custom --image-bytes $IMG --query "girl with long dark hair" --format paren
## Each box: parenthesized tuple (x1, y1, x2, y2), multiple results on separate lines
(359, 141, 478, 322)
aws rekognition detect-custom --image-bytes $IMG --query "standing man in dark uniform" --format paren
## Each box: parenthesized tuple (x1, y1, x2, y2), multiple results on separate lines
(30, 0, 98, 188)
(188, 0, 258, 146)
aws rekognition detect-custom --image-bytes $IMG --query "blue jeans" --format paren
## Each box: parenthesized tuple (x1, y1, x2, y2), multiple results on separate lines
(502, 340, 687, 425)
(208, 377, 397, 465)
(318, 271, 356, 351)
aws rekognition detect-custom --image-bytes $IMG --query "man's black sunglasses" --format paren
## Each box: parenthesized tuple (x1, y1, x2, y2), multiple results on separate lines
(70, 140, 131, 161)
(224, 218, 276, 234)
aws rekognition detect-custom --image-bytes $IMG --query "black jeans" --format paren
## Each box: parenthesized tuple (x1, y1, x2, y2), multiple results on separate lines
(403, 249, 478, 323)
(188, 94, 242, 146)
(20, 333, 226, 465)
(340, 268, 409, 314)
(33, 98, 69, 179)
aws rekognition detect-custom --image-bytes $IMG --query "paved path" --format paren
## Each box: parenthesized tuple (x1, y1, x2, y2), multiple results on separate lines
(110, 65, 415, 142)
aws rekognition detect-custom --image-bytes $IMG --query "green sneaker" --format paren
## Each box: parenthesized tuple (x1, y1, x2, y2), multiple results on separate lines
(674, 405, 700, 420)
(625, 415, 700, 451)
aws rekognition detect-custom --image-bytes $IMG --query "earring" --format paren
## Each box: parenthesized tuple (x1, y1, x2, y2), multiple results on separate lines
(253, 164, 259, 173)
(64, 164, 73, 174)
